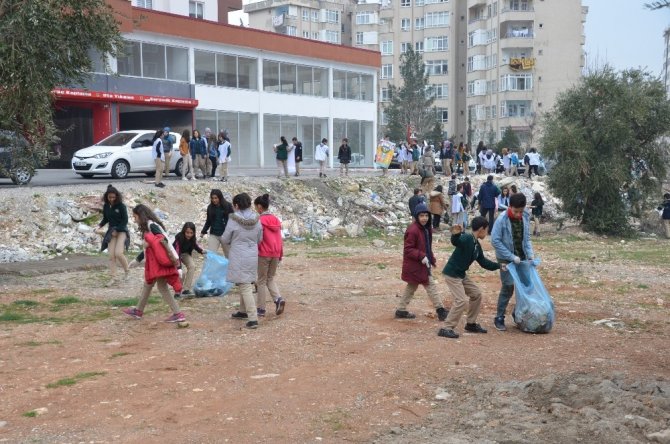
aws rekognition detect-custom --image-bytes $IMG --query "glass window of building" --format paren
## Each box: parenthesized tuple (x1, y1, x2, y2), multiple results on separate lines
(313, 67, 328, 97)
(237, 56, 257, 90)
(415, 41, 424, 53)
(297, 65, 312, 95)
(311, 10, 318, 21)
(263, 115, 327, 166)
(333, 70, 346, 98)
(401, 0, 411, 6)
(140, 43, 166, 79)
(87, 48, 107, 74)
(302, 8, 310, 21)
(216, 54, 237, 88)
(263, 61, 280, 92)
(196, 110, 259, 166)
(325, 10, 340, 23)
(117, 41, 142, 77)
(415, 17, 424, 30)
(401, 42, 411, 53)
(425, 60, 448, 75)
(381, 64, 393, 79)
(166, 46, 188, 82)
(425, 36, 448, 52)
(189, 1, 204, 19)
(425, 11, 449, 28)
(333, 119, 373, 166)
(437, 108, 448, 122)
(381, 87, 391, 102)
(194, 50, 216, 85)
(401, 18, 410, 31)
(286, 26, 297, 36)
(325, 30, 340, 44)
(356, 32, 364, 45)
(380, 40, 393, 55)
(136, 0, 153, 8)
(280, 63, 297, 94)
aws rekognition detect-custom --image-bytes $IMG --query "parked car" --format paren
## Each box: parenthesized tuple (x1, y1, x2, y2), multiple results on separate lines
(0, 130, 34, 185)
(71, 130, 183, 179)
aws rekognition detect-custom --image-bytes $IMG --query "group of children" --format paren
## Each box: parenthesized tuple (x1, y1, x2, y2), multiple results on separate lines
(97, 185, 285, 329)
(397, 187, 537, 338)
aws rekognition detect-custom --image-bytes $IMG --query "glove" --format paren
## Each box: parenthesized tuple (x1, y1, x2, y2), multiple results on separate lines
(513, 256, 521, 264)
(421, 256, 431, 268)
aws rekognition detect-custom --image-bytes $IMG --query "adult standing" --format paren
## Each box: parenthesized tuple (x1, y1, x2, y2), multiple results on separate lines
(429, 185, 448, 230)
(440, 141, 454, 177)
(526, 148, 541, 178)
(190, 129, 208, 179)
(478, 175, 500, 233)
(659, 193, 670, 239)
(475, 141, 486, 174)
(315, 138, 329, 178)
(151, 129, 166, 188)
(274, 136, 290, 178)
(179, 129, 194, 180)
(501, 148, 512, 176)
(410, 139, 421, 175)
(338, 137, 352, 177)
(96, 185, 130, 285)
(161, 127, 175, 177)
(292, 137, 303, 176)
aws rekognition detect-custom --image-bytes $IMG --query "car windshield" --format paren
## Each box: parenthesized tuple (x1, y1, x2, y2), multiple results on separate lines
(96, 132, 139, 146)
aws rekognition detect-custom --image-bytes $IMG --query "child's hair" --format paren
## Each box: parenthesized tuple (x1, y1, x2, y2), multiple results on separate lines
(534, 192, 543, 203)
(413, 188, 421, 195)
(471, 216, 489, 232)
(233, 192, 252, 210)
(501, 186, 509, 195)
(292, 136, 298, 142)
(434, 185, 443, 193)
(132, 204, 165, 234)
(209, 189, 225, 206)
(181, 221, 196, 235)
(321, 138, 328, 143)
(254, 193, 271, 210)
(151, 129, 162, 143)
(181, 129, 190, 142)
(280, 136, 288, 145)
(663, 193, 669, 200)
(456, 183, 463, 192)
(102, 184, 122, 205)
(510, 185, 518, 194)
(177, 222, 197, 249)
(193, 129, 201, 139)
(509, 193, 527, 208)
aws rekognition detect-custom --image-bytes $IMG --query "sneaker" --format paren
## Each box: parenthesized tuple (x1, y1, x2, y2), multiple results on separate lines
(164, 312, 186, 323)
(257, 308, 266, 317)
(231, 311, 248, 319)
(173, 292, 182, 300)
(155, 182, 166, 188)
(437, 328, 459, 339)
(246, 321, 258, 329)
(494, 316, 507, 331)
(464, 323, 488, 333)
(275, 297, 286, 315)
(395, 310, 416, 319)
(122, 307, 143, 319)
(436, 307, 449, 321)
(182, 177, 188, 181)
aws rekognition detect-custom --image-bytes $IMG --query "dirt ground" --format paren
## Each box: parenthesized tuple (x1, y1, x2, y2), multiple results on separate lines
(0, 231, 669, 443)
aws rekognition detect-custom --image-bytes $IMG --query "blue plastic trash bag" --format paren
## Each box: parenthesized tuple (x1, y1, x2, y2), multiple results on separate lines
(194, 251, 234, 298)
(507, 259, 555, 333)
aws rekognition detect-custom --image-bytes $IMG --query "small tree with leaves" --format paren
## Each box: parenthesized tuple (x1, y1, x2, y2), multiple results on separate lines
(384, 48, 442, 142)
(541, 67, 670, 236)
(0, 0, 122, 175)
(498, 126, 521, 150)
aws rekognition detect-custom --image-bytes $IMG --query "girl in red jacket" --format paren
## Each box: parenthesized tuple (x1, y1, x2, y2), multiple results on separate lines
(122, 204, 185, 323)
(254, 194, 285, 317)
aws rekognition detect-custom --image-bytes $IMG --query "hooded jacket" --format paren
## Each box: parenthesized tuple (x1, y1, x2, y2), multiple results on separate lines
(429, 190, 447, 215)
(140, 222, 181, 291)
(258, 212, 283, 259)
(401, 203, 435, 285)
(222, 209, 262, 283)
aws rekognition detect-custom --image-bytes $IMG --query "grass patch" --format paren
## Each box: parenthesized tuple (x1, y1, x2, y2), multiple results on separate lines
(32, 289, 54, 295)
(52, 296, 81, 305)
(79, 214, 100, 226)
(12, 300, 39, 307)
(306, 251, 351, 259)
(0, 312, 25, 322)
(376, 263, 387, 270)
(637, 284, 650, 289)
(16, 340, 61, 347)
(110, 352, 131, 359)
(46, 371, 106, 389)
(22, 410, 38, 418)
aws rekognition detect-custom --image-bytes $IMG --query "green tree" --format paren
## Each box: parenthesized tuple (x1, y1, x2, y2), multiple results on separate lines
(0, 0, 122, 174)
(384, 48, 442, 142)
(498, 126, 521, 149)
(644, 1, 670, 9)
(541, 67, 670, 236)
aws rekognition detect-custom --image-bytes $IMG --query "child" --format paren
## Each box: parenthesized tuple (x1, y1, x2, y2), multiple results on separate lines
(451, 184, 465, 227)
(447, 174, 457, 196)
(530, 192, 544, 236)
(395, 203, 449, 322)
(408, 188, 425, 216)
(123, 204, 185, 323)
(173, 222, 206, 299)
(438, 217, 501, 338)
(490, 192, 535, 331)
(274, 136, 290, 179)
(201, 189, 234, 257)
(223, 193, 263, 329)
(97, 185, 130, 285)
(497, 186, 510, 213)
(658, 193, 670, 239)
(254, 194, 286, 317)
(216, 131, 232, 182)
(429, 185, 447, 230)
(337, 137, 352, 177)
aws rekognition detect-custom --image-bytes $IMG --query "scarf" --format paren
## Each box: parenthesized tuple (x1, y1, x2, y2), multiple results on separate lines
(507, 207, 523, 221)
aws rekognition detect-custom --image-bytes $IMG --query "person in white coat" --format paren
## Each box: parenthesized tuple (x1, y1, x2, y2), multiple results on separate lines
(526, 148, 541, 178)
(451, 183, 466, 227)
(215, 131, 232, 182)
(315, 138, 329, 178)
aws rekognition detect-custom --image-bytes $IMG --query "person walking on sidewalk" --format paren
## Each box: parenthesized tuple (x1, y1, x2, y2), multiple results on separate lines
(315, 138, 329, 178)
(122, 204, 185, 323)
(172, 222, 206, 299)
(395, 203, 449, 322)
(179, 129, 194, 180)
(438, 218, 501, 339)
(150, 130, 166, 188)
(338, 137, 352, 177)
(201, 189, 234, 257)
(161, 127, 175, 177)
(254, 194, 286, 318)
(96, 185, 130, 285)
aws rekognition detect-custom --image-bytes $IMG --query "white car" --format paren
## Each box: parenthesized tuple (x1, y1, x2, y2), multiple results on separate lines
(71, 130, 183, 179)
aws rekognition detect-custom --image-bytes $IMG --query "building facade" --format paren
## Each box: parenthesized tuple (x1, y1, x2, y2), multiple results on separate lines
(664, 27, 670, 98)
(52, 0, 379, 169)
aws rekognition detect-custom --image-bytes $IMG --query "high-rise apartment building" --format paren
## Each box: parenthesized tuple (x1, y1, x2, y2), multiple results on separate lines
(132, 0, 242, 23)
(246, 0, 587, 146)
(663, 27, 670, 98)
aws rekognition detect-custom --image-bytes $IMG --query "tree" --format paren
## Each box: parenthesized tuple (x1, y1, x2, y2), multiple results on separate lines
(498, 126, 521, 150)
(541, 67, 670, 236)
(0, 0, 122, 174)
(644, 1, 670, 9)
(384, 48, 442, 142)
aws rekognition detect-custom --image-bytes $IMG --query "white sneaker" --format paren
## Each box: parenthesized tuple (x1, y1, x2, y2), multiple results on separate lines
(182, 177, 188, 181)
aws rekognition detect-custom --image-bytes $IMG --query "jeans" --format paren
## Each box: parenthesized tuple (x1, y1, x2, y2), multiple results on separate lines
(480, 207, 496, 234)
(496, 269, 515, 319)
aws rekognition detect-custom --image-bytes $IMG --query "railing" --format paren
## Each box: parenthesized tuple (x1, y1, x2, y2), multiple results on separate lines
(503, 30, 534, 38)
(468, 16, 488, 24)
(501, 6, 534, 12)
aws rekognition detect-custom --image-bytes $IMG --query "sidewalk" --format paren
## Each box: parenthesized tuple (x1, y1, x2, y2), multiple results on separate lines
(0, 254, 107, 276)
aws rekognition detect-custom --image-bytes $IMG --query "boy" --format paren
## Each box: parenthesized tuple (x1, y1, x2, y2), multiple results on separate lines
(438, 217, 501, 339)
(395, 203, 449, 322)
(490, 192, 535, 331)
(408, 188, 425, 216)
(658, 193, 670, 239)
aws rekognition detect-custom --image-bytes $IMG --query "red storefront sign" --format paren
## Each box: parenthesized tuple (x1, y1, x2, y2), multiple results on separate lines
(53, 88, 198, 108)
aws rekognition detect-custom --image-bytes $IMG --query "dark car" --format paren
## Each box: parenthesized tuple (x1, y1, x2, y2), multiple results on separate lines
(0, 131, 34, 185)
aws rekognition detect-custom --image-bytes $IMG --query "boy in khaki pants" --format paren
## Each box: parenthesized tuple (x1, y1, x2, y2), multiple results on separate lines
(438, 216, 502, 339)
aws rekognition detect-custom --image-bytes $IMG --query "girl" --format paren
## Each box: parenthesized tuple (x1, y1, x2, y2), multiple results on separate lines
(292, 137, 303, 176)
(337, 137, 352, 177)
(497, 186, 510, 212)
(254, 194, 286, 317)
(451, 183, 466, 227)
(429, 185, 447, 230)
(223, 193, 263, 329)
(189, 129, 208, 179)
(216, 131, 232, 182)
(122, 204, 185, 323)
(97, 185, 130, 285)
(173, 222, 206, 299)
(274, 136, 290, 178)
(179, 129, 194, 180)
(201, 189, 234, 257)
(530, 192, 544, 236)
(152, 129, 165, 188)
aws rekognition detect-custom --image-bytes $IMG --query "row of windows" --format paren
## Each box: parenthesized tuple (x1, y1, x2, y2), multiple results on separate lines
(194, 50, 258, 89)
(380, 84, 448, 102)
(117, 41, 189, 82)
(401, 0, 449, 6)
(467, 54, 497, 72)
(380, 37, 448, 55)
(333, 70, 375, 101)
(469, 101, 532, 122)
(380, 60, 448, 79)
(299, 8, 340, 23)
(400, 11, 449, 31)
(468, 28, 498, 47)
(135, 0, 204, 19)
(466, 75, 533, 97)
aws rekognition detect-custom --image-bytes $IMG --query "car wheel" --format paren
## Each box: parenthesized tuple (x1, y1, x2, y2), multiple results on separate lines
(174, 158, 183, 177)
(10, 167, 33, 185)
(144, 172, 156, 177)
(111, 160, 130, 179)
(79, 174, 94, 179)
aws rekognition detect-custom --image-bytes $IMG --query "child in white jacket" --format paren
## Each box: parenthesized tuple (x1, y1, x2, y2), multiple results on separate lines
(451, 184, 465, 227)
(216, 133, 231, 182)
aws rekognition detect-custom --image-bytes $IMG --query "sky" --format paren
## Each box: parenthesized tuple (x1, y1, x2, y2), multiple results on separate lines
(579, 0, 668, 76)
(232, 1, 670, 77)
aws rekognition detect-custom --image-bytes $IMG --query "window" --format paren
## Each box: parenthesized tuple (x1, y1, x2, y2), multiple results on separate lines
(424, 0, 447, 4)
(380, 110, 389, 125)
(401, 18, 410, 31)
(381, 87, 391, 102)
(401, 0, 411, 6)
(136, 0, 152, 8)
(312, 32, 318, 39)
(401, 42, 411, 53)
(466, 80, 486, 96)
(324, 30, 340, 44)
(325, 9, 339, 23)
(166, 46, 188, 82)
(425, 36, 448, 52)
(217, 54, 237, 88)
(302, 9, 310, 21)
(356, 12, 374, 25)
(416, 0, 424, 5)
(415, 17, 424, 30)
(140, 43, 165, 79)
(415, 41, 424, 52)
(381, 64, 393, 79)
(189, 1, 204, 19)
(311, 10, 318, 22)
(285, 26, 297, 36)
(118, 41, 188, 82)
(428, 83, 448, 98)
(425, 60, 448, 75)
(500, 74, 533, 91)
(381, 40, 393, 55)
(194, 50, 257, 89)
(425, 11, 449, 28)
(280, 63, 297, 93)
(303, 31, 310, 38)
(117, 41, 142, 77)
(237, 56, 258, 90)
(356, 32, 364, 45)
(437, 108, 448, 122)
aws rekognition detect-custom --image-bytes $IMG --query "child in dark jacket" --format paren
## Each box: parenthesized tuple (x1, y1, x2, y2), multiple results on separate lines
(395, 203, 449, 321)
(254, 194, 286, 317)
(173, 222, 206, 299)
(658, 193, 670, 239)
(438, 217, 501, 339)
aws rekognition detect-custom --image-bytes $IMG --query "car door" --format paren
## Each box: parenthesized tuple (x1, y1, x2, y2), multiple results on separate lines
(128, 132, 154, 171)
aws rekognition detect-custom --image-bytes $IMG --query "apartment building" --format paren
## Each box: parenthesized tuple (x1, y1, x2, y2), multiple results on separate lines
(664, 27, 670, 98)
(133, 0, 242, 23)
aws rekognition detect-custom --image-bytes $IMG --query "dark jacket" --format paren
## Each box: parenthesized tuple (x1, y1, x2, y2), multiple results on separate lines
(401, 220, 435, 285)
(338, 144, 352, 163)
(189, 137, 207, 158)
(531, 199, 544, 218)
(294, 141, 303, 162)
(442, 232, 499, 279)
(659, 198, 670, 220)
(201, 202, 234, 236)
(408, 194, 425, 216)
(478, 181, 500, 210)
(275, 143, 289, 161)
(440, 145, 453, 160)
(99, 202, 128, 232)
(173, 232, 204, 256)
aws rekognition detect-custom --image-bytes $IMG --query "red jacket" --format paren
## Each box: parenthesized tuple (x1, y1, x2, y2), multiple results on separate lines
(258, 213, 283, 259)
(143, 231, 181, 291)
(401, 221, 435, 285)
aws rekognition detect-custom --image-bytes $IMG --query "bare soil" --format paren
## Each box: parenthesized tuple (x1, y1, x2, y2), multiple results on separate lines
(0, 232, 669, 443)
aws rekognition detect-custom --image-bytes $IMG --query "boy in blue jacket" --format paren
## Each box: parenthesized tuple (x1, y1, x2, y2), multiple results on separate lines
(490, 192, 535, 331)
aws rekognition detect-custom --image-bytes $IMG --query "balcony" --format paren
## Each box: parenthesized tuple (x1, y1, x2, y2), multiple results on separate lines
(467, 0, 487, 8)
(499, 8, 534, 23)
